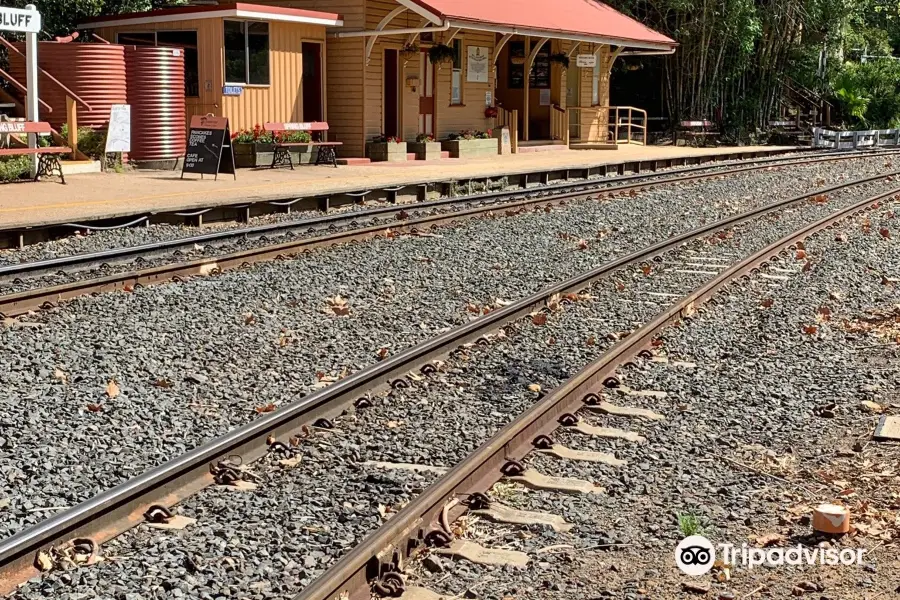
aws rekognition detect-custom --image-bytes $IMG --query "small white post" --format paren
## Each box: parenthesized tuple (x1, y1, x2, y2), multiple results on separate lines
(24, 4, 40, 177)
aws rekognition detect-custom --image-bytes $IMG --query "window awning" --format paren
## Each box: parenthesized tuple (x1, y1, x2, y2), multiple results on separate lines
(401, 0, 675, 52)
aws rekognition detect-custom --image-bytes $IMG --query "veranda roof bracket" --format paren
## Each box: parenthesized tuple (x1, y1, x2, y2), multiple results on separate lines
(566, 41, 581, 59)
(492, 33, 513, 64)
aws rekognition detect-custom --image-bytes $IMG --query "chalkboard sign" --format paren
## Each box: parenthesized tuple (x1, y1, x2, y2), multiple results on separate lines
(181, 115, 236, 180)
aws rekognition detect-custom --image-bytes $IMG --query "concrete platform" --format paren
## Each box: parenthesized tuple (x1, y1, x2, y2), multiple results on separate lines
(0, 145, 800, 231)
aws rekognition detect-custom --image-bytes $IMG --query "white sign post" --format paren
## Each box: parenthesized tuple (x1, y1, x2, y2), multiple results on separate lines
(1, 5, 42, 176)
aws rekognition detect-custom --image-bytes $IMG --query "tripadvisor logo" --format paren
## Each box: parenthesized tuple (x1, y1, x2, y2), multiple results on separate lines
(675, 535, 866, 576)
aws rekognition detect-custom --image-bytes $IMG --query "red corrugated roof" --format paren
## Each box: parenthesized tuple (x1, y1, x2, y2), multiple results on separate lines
(409, 0, 674, 48)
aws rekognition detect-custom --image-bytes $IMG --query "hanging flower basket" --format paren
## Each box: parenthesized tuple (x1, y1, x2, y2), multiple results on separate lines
(400, 43, 419, 61)
(484, 106, 499, 119)
(549, 53, 570, 69)
(428, 43, 455, 64)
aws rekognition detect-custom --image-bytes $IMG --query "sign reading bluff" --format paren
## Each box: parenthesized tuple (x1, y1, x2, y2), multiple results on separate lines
(0, 6, 41, 33)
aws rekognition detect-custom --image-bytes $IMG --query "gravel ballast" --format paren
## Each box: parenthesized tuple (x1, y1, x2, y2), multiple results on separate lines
(2, 162, 891, 536)
(10, 178, 900, 599)
(0, 153, 888, 277)
(406, 199, 900, 599)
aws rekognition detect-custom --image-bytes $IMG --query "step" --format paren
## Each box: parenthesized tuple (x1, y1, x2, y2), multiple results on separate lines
(406, 153, 416, 161)
(336, 157, 372, 166)
(61, 160, 101, 175)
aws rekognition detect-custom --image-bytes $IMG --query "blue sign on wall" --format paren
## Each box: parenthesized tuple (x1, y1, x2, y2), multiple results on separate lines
(223, 86, 243, 96)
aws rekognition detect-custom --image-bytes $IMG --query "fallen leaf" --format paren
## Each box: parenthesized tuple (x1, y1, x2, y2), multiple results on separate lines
(123, 284, 134, 293)
(835, 232, 848, 243)
(528, 383, 542, 393)
(53, 368, 68, 384)
(577, 239, 589, 250)
(466, 303, 480, 313)
(796, 241, 805, 251)
(796, 249, 807, 260)
(802, 324, 819, 335)
(760, 298, 774, 308)
(811, 194, 828, 204)
(547, 337, 556, 345)
(880, 227, 891, 239)
(862, 219, 872, 233)
(817, 306, 832, 322)
(640, 263, 652, 276)
(35, 551, 53, 572)
(386, 420, 402, 428)
(376, 347, 389, 360)
(532, 313, 548, 326)
(106, 380, 120, 399)
(279, 456, 302, 468)
(255, 403, 276, 413)
(614, 281, 625, 292)
(802, 260, 813, 273)
(586, 336, 596, 346)
(152, 379, 172, 388)
(754, 533, 784, 547)
(244, 313, 256, 325)
(85, 402, 104, 413)
(396, 209, 409, 220)
(861, 400, 884, 413)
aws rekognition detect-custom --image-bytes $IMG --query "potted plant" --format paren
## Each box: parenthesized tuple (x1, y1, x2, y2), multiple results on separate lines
(231, 125, 317, 167)
(408, 133, 441, 161)
(428, 43, 455, 65)
(549, 53, 570, 69)
(366, 134, 407, 162)
(484, 106, 499, 119)
(441, 129, 498, 158)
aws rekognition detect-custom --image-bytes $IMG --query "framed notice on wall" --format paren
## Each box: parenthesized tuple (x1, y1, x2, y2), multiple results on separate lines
(467, 46, 489, 83)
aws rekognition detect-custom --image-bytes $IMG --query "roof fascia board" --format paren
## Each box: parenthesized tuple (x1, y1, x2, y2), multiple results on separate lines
(79, 9, 342, 29)
(447, 19, 675, 52)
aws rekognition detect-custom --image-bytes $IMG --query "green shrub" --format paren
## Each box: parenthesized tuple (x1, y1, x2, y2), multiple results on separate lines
(0, 156, 32, 182)
(59, 124, 108, 159)
(833, 60, 900, 129)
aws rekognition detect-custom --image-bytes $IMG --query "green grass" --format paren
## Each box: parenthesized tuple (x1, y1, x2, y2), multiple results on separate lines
(677, 513, 707, 537)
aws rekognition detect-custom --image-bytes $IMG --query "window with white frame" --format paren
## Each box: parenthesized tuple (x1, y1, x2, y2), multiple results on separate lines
(591, 58, 601, 105)
(451, 39, 463, 105)
(224, 20, 270, 85)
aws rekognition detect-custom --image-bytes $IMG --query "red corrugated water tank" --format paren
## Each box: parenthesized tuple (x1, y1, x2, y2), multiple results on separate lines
(125, 46, 186, 163)
(8, 42, 127, 130)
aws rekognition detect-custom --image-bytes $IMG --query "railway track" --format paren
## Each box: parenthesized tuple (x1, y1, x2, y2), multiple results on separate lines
(0, 150, 898, 317)
(2, 167, 899, 597)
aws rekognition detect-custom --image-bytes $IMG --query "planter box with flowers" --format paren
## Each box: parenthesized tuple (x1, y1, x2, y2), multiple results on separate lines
(441, 130, 498, 158)
(366, 135, 407, 162)
(407, 133, 441, 160)
(232, 125, 315, 167)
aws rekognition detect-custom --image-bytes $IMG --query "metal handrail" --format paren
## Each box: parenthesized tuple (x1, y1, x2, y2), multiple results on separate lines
(0, 36, 93, 112)
(0, 67, 53, 112)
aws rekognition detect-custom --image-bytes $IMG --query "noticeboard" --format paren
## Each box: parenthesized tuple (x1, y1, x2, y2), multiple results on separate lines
(105, 104, 131, 153)
(181, 115, 236, 180)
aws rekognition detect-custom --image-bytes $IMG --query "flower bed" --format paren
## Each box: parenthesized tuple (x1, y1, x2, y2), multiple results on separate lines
(408, 134, 441, 160)
(441, 130, 498, 158)
(366, 135, 407, 162)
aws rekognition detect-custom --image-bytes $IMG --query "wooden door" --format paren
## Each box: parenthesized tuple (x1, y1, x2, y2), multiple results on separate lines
(384, 49, 400, 138)
(418, 50, 435, 136)
(302, 42, 324, 124)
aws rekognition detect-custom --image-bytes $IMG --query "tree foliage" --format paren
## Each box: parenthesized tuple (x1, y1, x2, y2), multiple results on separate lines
(607, 0, 900, 133)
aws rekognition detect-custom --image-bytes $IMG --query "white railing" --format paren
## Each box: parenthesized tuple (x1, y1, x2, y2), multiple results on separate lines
(812, 127, 900, 149)
(567, 106, 648, 145)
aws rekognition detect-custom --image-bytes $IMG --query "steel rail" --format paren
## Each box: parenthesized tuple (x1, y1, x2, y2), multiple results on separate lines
(296, 185, 900, 600)
(2, 158, 898, 318)
(0, 172, 896, 593)
(0, 148, 895, 283)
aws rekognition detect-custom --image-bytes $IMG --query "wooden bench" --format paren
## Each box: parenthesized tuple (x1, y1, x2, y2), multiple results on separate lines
(0, 121, 69, 184)
(676, 120, 719, 147)
(263, 122, 342, 169)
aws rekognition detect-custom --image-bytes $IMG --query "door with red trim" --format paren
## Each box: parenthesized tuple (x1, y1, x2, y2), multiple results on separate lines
(418, 50, 435, 136)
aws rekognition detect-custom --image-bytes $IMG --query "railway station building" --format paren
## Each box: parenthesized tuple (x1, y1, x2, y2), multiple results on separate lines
(78, 0, 675, 159)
